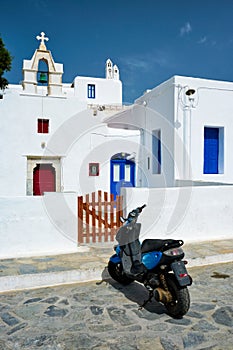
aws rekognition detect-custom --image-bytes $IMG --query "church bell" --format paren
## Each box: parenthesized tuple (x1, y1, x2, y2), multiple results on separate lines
(38, 72, 48, 83)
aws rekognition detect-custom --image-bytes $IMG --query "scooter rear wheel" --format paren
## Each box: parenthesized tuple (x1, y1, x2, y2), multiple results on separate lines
(164, 274, 190, 318)
(108, 260, 134, 285)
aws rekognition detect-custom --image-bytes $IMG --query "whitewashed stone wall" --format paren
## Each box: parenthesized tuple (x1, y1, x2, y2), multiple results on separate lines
(1, 186, 233, 259)
(121, 186, 233, 243)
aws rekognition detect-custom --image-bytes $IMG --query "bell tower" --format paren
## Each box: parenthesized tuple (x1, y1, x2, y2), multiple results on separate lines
(113, 64, 119, 80)
(105, 59, 120, 80)
(105, 59, 113, 79)
(22, 32, 63, 96)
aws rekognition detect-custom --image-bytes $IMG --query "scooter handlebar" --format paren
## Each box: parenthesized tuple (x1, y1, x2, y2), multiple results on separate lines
(120, 204, 147, 222)
(128, 204, 147, 217)
(138, 204, 147, 212)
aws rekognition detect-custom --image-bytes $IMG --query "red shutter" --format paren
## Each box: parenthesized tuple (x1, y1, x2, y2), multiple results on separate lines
(38, 119, 43, 133)
(37, 119, 49, 133)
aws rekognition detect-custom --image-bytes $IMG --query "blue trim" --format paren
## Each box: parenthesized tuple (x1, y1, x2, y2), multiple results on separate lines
(152, 129, 161, 174)
(110, 158, 135, 198)
(204, 127, 219, 174)
(87, 84, 95, 99)
(109, 254, 121, 264)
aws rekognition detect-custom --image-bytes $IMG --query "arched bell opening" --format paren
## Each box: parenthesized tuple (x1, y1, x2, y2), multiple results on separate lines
(37, 59, 49, 86)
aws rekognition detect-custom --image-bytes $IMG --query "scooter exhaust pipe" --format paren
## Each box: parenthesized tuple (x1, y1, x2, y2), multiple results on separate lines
(154, 288, 173, 304)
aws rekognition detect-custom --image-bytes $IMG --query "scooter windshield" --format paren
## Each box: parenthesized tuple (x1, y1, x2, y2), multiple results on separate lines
(116, 222, 141, 246)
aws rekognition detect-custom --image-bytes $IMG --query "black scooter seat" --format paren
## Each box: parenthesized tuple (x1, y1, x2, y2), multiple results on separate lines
(141, 239, 184, 254)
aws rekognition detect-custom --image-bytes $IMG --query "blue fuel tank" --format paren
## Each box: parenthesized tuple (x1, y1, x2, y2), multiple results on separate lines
(142, 251, 162, 270)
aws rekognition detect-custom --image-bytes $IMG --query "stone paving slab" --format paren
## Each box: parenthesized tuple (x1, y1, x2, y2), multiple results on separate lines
(0, 262, 232, 349)
(0, 239, 233, 292)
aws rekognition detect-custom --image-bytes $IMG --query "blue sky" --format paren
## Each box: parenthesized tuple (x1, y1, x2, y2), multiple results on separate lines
(1, 0, 233, 103)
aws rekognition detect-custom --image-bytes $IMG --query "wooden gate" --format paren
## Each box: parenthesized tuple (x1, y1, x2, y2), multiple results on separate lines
(78, 191, 123, 244)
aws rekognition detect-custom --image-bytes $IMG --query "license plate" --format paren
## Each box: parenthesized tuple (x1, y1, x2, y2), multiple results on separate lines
(171, 261, 191, 286)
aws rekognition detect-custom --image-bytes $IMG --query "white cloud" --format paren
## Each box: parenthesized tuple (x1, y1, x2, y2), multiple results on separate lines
(197, 36, 218, 47)
(198, 36, 207, 44)
(123, 57, 150, 71)
(121, 50, 172, 75)
(119, 51, 172, 92)
(180, 22, 192, 36)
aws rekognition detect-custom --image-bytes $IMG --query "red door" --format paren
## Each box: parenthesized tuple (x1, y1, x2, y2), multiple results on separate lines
(33, 164, 56, 195)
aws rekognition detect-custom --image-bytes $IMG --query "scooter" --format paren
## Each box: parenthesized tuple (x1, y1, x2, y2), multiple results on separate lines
(108, 204, 192, 318)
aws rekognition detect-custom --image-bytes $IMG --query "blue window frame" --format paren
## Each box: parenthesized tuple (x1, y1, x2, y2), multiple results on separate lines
(152, 129, 161, 174)
(88, 84, 95, 99)
(204, 127, 224, 174)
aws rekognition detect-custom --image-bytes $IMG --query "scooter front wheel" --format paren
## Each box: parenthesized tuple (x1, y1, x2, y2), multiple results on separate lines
(108, 260, 134, 285)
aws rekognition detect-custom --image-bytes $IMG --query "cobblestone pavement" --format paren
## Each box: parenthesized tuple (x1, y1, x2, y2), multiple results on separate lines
(0, 262, 232, 350)
(1, 239, 233, 293)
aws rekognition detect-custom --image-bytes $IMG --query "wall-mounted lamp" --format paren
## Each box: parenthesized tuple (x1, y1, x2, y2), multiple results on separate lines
(185, 88, 196, 107)
(185, 89, 196, 96)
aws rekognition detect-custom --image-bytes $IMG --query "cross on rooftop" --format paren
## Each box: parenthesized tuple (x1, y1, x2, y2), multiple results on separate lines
(36, 32, 49, 50)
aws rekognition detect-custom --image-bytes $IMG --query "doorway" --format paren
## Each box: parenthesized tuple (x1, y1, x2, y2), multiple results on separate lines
(33, 164, 56, 195)
(110, 153, 135, 198)
(204, 127, 219, 174)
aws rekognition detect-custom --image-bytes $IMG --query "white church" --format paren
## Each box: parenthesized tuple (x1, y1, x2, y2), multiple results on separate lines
(0, 32, 139, 199)
(1, 32, 233, 258)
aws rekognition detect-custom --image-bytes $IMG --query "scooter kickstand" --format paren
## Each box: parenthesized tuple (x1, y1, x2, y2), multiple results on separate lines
(138, 289, 154, 310)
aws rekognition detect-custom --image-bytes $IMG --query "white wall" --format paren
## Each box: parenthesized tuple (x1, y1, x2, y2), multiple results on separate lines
(118, 75, 233, 188)
(174, 76, 233, 184)
(0, 80, 127, 196)
(1, 186, 232, 259)
(43, 108, 140, 194)
(0, 88, 86, 195)
(135, 77, 175, 122)
(106, 98, 176, 188)
(0, 194, 79, 259)
(138, 106, 175, 188)
(74, 76, 122, 106)
(122, 186, 233, 243)
(64, 134, 140, 194)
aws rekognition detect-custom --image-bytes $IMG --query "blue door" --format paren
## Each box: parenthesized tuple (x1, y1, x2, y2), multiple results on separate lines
(110, 157, 135, 198)
(204, 127, 219, 174)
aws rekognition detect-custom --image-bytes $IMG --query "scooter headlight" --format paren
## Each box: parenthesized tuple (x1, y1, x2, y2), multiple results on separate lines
(163, 247, 184, 257)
